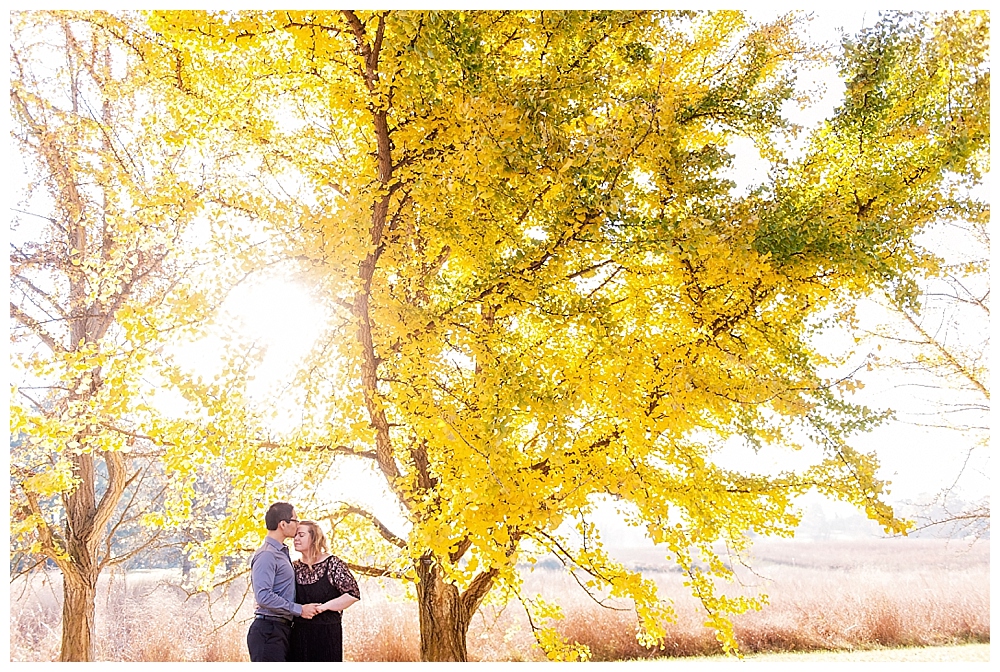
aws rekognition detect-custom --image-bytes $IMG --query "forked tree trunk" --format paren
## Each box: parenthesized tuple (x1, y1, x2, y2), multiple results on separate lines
(60, 566, 98, 661)
(54, 447, 127, 661)
(416, 560, 472, 661)
(414, 554, 502, 661)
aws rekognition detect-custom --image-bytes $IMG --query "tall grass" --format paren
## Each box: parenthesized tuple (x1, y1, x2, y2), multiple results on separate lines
(9, 569, 252, 662)
(9, 538, 988, 662)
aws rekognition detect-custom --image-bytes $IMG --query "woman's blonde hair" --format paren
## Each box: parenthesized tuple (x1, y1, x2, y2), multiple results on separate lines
(297, 520, 329, 557)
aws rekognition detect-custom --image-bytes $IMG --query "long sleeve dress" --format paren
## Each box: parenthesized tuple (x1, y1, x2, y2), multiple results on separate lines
(288, 555, 361, 662)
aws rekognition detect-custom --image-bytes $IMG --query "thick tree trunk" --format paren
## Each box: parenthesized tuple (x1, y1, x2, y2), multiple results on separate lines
(414, 554, 501, 662)
(59, 567, 98, 661)
(416, 560, 472, 662)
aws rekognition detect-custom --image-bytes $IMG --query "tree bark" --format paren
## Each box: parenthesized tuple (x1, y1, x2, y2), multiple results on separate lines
(414, 554, 501, 661)
(415, 558, 472, 662)
(54, 446, 129, 661)
(59, 564, 98, 661)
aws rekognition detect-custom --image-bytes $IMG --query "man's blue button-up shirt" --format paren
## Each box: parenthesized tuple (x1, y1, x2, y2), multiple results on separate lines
(250, 536, 302, 619)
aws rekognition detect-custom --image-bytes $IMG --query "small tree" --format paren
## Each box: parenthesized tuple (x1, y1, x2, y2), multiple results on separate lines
(9, 11, 265, 660)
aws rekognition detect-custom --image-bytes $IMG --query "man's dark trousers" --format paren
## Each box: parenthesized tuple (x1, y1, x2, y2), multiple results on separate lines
(247, 617, 292, 661)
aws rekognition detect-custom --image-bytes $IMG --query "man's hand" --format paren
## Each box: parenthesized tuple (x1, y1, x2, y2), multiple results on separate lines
(300, 603, 321, 619)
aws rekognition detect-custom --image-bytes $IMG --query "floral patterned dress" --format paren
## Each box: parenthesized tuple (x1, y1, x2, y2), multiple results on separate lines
(289, 555, 361, 662)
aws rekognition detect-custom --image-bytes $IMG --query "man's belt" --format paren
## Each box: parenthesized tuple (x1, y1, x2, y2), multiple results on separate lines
(254, 613, 292, 625)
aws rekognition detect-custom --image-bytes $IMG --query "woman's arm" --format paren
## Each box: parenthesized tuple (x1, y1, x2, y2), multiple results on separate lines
(319, 593, 360, 613)
(317, 555, 362, 613)
(326, 555, 362, 602)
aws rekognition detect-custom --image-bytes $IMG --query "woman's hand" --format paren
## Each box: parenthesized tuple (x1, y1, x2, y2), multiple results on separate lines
(322, 595, 360, 613)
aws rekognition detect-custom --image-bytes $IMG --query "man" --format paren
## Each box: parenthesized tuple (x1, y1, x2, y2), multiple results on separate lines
(247, 502, 320, 661)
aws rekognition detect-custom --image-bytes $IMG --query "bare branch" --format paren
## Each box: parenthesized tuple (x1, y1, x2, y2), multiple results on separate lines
(10, 302, 62, 352)
(260, 440, 377, 461)
(898, 308, 989, 400)
(345, 562, 405, 579)
(325, 503, 408, 549)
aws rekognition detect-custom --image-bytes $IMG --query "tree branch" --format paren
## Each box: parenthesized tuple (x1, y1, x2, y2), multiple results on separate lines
(10, 302, 62, 352)
(326, 503, 408, 549)
(345, 561, 405, 579)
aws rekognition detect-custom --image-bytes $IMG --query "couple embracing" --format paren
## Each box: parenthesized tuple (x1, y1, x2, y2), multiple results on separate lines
(247, 502, 361, 662)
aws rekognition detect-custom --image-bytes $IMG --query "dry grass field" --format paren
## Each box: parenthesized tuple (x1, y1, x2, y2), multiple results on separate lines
(9, 538, 988, 662)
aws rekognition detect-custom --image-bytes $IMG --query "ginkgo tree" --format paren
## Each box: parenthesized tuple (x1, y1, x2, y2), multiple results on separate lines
(136, 9, 994, 661)
(8, 11, 279, 661)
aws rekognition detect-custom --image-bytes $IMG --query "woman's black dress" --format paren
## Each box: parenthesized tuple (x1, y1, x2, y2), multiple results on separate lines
(289, 555, 361, 662)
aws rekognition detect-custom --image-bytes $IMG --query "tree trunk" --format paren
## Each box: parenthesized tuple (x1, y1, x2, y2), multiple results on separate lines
(416, 558, 472, 662)
(59, 566, 98, 661)
(54, 448, 126, 661)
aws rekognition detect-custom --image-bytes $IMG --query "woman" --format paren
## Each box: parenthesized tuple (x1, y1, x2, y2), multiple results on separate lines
(289, 520, 361, 662)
